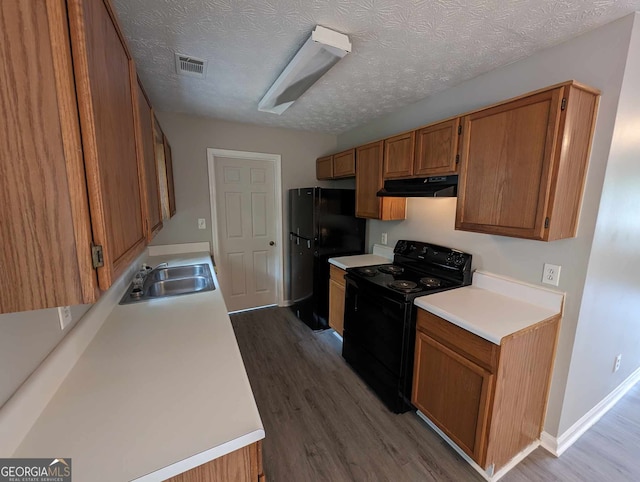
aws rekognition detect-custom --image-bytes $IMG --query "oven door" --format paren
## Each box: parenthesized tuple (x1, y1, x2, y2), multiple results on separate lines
(342, 276, 411, 412)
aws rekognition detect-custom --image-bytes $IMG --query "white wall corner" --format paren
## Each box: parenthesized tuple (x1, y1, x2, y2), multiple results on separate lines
(542, 366, 640, 457)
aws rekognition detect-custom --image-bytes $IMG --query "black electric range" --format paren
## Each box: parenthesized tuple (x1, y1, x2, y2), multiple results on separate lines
(342, 240, 472, 413)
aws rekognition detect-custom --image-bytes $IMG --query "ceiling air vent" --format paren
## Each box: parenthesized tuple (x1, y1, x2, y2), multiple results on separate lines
(175, 53, 207, 79)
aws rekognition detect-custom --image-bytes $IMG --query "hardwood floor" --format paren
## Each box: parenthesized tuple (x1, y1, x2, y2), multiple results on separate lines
(231, 307, 640, 481)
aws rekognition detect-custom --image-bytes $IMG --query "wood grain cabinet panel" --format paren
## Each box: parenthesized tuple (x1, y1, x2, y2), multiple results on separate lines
(0, 0, 97, 313)
(413, 332, 493, 463)
(68, 0, 147, 290)
(456, 82, 599, 241)
(316, 155, 333, 180)
(413, 308, 561, 472)
(383, 131, 415, 179)
(133, 77, 163, 240)
(1, 0, 159, 312)
(164, 441, 264, 482)
(332, 148, 356, 178)
(356, 141, 406, 220)
(152, 117, 177, 220)
(414, 118, 460, 176)
(163, 134, 177, 218)
(328, 265, 347, 335)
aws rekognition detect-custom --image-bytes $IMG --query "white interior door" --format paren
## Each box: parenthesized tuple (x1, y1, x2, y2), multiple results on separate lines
(210, 152, 280, 312)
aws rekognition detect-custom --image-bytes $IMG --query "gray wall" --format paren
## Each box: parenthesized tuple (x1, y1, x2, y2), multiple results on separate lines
(0, 305, 90, 408)
(337, 14, 635, 437)
(151, 115, 341, 299)
(559, 13, 640, 434)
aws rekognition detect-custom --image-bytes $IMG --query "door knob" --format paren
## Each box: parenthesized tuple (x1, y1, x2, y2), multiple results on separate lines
(269, 241, 275, 246)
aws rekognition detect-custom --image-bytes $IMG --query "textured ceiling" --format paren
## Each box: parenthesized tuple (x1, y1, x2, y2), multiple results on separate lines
(111, 0, 640, 134)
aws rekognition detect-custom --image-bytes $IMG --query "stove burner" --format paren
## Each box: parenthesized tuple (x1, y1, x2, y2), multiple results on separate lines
(420, 277, 442, 288)
(357, 267, 378, 277)
(388, 280, 418, 292)
(378, 265, 404, 275)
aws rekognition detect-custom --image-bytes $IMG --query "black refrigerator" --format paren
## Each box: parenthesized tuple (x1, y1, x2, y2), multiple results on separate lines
(289, 188, 366, 330)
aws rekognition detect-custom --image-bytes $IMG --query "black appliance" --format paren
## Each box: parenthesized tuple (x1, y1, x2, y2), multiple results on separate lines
(342, 239, 472, 413)
(377, 175, 458, 197)
(289, 188, 366, 330)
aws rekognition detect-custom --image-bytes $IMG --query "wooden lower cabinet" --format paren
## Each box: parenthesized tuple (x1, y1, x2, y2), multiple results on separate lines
(328, 265, 347, 335)
(164, 441, 264, 482)
(412, 309, 560, 472)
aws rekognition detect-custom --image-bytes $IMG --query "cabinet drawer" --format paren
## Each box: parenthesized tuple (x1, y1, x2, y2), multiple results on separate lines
(416, 309, 499, 372)
(329, 265, 346, 287)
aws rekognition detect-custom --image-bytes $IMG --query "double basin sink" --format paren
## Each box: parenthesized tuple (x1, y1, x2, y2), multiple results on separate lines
(120, 263, 215, 304)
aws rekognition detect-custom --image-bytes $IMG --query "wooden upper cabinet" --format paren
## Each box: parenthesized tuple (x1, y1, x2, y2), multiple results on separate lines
(383, 131, 415, 179)
(456, 82, 599, 241)
(0, 0, 97, 313)
(333, 149, 356, 178)
(356, 141, 406, 220)
(414, 118, 460, 176)
(68, 0, 147, 290)
(316, 155, 333, 180)
(163, 134, 176, 217)
(316, 150, 355, 180)
(133, 78, 162, 240)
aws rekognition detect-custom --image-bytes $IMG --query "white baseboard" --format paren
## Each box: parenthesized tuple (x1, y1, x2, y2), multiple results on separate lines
(416, 411, 538, 481)
(148, 242, 211, 256)
(540, 366, 640, 457)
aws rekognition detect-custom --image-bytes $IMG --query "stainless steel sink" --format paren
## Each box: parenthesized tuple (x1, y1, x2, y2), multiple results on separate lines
(120, 263, 215, 304)
(148, 265, 209, 282)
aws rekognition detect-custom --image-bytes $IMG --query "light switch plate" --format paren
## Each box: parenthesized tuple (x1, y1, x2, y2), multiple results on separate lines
(542, 263, 561, 286)
(198, 218, 206, 230)
(381, 233, 388, 245)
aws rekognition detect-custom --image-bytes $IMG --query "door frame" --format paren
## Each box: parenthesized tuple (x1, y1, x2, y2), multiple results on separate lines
(207, 148, 285, 307)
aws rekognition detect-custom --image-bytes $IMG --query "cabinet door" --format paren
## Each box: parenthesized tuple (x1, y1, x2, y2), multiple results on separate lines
(153, 116, 171, 220)
(414, 118, 460, 176)
(356, 141, 407, 220)
(68, 0, 146, 290)
(333, 149, 356, 178)
(329, 266, 346, 335)
(356, 141, 384, 218)
(163, 134, 176, 217)
(412, 332, 494, 465)
(134, 78, 162, 240)
(0, 0, 98, 312)
(329, 279, 345, 336)
(383, 131, 415, 179)
(316, 155, 333, 180)
(456, 88, 564, 240)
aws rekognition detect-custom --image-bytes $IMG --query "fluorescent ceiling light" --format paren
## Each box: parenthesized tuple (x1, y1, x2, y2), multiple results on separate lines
(258, 25, 351, 115)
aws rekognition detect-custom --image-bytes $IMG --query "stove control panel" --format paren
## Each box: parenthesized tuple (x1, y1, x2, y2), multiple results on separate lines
(394, 240, 472, 271)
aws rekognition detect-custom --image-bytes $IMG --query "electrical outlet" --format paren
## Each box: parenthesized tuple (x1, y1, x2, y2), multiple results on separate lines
(58, 306, 72, 330)
(198, 218, 206, 230)
(614, 354, 622, 372)
(542, 263, 561, 286)
(381, 232, 388, 245)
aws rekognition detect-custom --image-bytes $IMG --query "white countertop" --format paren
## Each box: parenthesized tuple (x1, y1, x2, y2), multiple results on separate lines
(414, 271, 564, 345)
(14, 252, 264, 481)
(328, 244, 394, 270)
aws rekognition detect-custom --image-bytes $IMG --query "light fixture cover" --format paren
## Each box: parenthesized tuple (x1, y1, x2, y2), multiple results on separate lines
(258, 26, 351, 115)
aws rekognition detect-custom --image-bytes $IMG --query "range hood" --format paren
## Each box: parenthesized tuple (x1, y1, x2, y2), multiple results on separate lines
(377, 175, 458, 197)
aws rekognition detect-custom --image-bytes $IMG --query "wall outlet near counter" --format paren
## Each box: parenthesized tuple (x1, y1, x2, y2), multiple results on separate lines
(198, 218, 206, 230)
(58, 306, 72, 330)
(614, 354, 622, 372)
(381, 233, 388, 245)
(542, 263, 561, 286)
